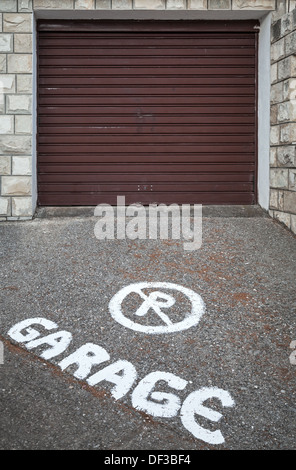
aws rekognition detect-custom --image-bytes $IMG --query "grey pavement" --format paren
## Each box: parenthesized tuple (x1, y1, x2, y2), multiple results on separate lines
(0, 206, 296, 451)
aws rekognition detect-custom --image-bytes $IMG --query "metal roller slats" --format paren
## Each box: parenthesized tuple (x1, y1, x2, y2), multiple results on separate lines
(37, 20, 258, 206)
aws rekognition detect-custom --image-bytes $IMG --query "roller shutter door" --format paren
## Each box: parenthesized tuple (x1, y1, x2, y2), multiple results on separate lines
(37, 20, 258, 206)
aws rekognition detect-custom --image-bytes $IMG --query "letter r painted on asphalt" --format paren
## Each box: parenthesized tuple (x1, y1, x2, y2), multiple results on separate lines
(134, 291, 176, 326)
(109, 282, 206, 335)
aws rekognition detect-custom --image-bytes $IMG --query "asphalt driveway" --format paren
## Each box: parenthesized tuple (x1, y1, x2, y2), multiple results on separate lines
(0, 206, 295, 451)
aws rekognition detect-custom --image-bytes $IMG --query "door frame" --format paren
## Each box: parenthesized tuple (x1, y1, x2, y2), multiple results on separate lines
(32, 8, 271, 211)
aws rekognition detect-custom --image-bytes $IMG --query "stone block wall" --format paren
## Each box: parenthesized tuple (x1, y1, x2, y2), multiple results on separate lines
(270, 5, 296, 233)
(0, 1, 33, 220)
(0, 0, 295, 235)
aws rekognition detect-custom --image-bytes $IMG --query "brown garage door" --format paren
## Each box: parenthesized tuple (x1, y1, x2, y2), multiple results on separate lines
(37, 20, 258, 206)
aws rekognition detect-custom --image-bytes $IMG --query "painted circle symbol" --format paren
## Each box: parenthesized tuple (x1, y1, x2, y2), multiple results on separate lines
(108, 282, 205, 334)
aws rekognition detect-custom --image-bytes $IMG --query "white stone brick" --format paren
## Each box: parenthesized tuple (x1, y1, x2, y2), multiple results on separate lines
(18, 1, 33, 12)
(95, 0, 111, 8)
(16, 74, 32, 93)
(1, 1, 17, 12)
(7, 54, 32, 73)
(270, 125, 280, 144)
(270, 168, 289, 188)
(278, 100, 296, 122)
(283, 191, 296, 213)
(11, 196, 32, 217)
(281, 13, 293, 36)
(270, 104, 278, 125)
(7, 95, 32, 114)
(0, 55, 6, 73)
(272, 0, 286, 21)
(0, 197, 10, 216)
(134, 0, 165, 8)
(0, 15, 2, 33)
(272, 19, 282, 43)
(270, 38, 285, 63)
(271, 81, 284, 104)
(208, 0, 231, 9)
(277, 145, 296, 167)
(270, 146, 277, 166)
(233, 0, 275, 9)
(3, 13, 32, 33)
(15, 115, 32, 134)
(271, 63, 277, 84)
(278, 55, 296, 81)
(289, 0, 296, 12)
(273, 210, 291, 228)
(270, 189, 278, 209)
(112, 0, 132, 8)
(278, 190, 284, 210)
(280, 122, 296, 143)
(2, 176, 31, 195)
(0, 156, 11, 175)
(0, 115, 14, 134)
(188, 0, 207, 8)
(14, 34, 32, 53)
(0, 135, 31, 154)
(0, 75, 15, 93)
(283, 79, 296, 101)
(289, 169, 296, 191)
(0, 34, 13, 53)
(0, 96, 4, 114)
(34, 0, 74, 8)
(277, 101, 290, 122)
(12, 156, 31, 175)
(75, 0, 95, 8)
(291, 214, 296, 234)
(285, 30, 296, 56)
(166, 0, 186, 8)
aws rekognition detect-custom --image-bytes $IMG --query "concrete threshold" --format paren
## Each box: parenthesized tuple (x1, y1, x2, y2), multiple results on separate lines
(35, 205, 269, 219)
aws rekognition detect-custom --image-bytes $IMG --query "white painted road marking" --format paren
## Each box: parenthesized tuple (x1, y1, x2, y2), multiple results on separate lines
(180, 387, 235, 445)
(131, 371, 188, 418)
(134, 290, 176, 326)
(7, 317, 235, 445)
(108, 282, 206, 334)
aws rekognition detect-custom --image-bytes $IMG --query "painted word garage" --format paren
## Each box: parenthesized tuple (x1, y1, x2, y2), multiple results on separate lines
(7, 317, 235, 445)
